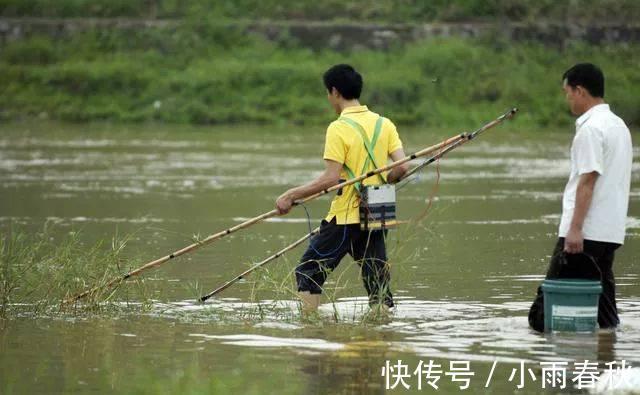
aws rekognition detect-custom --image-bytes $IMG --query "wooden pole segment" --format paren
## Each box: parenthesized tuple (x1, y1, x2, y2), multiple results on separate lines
(294, 133, 466, 206)
(64, 209, 278, 304)
(402, 108, 518, 180)
(199, 227, 320, 302)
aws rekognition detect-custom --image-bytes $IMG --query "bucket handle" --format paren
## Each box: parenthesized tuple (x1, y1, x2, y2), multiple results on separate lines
(556, 251, 603, 282)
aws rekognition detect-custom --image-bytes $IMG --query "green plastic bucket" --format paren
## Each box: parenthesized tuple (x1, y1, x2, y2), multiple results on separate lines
(542, 279, 602, 332)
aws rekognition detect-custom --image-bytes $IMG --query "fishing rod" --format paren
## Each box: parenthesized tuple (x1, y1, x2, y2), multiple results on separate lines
(395, 108, 518, 224)
(64, 108, 515, 305)
(400, 107, 518, 181)
(199, 227, 320, 302)
(199, 108, 518, 301)
(401, 108, 518, 181)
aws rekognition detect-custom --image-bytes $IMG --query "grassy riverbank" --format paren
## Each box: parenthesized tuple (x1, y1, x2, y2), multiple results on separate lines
(1, 1, 639, 127)
(2, 27, 638, 128)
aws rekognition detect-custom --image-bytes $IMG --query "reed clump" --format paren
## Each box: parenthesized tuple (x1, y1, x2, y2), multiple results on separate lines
(0, 224, 152, 318)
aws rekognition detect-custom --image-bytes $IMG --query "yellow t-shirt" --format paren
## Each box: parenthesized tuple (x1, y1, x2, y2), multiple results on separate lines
(323, 105, 403, 224)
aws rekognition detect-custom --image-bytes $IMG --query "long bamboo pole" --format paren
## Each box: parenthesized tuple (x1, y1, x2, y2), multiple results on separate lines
(199, 227, 320, 302)
(64, 108, 516, 304)
(401, 108, 518, 180)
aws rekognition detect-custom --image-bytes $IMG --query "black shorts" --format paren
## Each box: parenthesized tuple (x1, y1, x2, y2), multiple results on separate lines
(295, 217, 394, 307)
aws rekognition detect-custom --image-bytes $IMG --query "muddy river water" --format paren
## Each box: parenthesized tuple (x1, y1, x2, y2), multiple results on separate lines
(0, 122, 638, 394)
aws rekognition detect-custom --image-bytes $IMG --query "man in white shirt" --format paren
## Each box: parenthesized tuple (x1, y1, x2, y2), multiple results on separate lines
(529, 63, 633, 331)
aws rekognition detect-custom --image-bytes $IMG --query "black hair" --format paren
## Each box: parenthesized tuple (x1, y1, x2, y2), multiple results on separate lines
(562, 63, 605, 98)
(323, 64, 363, 100)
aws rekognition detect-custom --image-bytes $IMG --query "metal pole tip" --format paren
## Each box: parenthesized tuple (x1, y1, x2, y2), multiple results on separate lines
(502, 107, 518, 120)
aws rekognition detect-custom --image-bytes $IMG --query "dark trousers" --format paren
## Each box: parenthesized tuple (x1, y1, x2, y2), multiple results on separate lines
(295, 217, 394, 307)
(528, 238, 621, 332)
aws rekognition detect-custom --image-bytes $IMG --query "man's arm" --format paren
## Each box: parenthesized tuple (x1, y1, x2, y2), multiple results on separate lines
(275, 159, 342, 215)
(387, 148, 409, 183)
(564, 171, 599, 253)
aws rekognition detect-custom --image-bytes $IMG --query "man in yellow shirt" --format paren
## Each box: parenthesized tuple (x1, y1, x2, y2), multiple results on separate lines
(276, 64, 408, 312)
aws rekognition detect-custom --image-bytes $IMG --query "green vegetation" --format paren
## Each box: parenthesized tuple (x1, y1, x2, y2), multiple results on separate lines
(0, 207, 436, 322)
(1, 0, 639, 23)
(1, 25, 639, 128)
(0, 1, 639, 127)
(0, 224, 151, 318)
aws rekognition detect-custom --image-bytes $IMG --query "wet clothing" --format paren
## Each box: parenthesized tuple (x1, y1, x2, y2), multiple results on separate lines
(323, 105, 403, 225)
(296, 217, 394, 307)
(528, 238, 621, 332)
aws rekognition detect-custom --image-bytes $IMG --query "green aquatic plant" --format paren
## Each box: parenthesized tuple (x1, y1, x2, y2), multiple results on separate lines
(0, 224, 154, 318)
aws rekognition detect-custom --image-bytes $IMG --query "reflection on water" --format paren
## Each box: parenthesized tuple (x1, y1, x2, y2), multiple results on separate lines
(0, 123, 638, 394)
(190, 334, 346, 351)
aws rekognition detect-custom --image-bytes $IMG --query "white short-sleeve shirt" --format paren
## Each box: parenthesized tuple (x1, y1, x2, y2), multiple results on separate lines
(559, 104, 633, 244)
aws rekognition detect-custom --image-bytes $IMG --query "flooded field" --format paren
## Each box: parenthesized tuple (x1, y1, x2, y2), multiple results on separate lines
(0, 121, 638, 394)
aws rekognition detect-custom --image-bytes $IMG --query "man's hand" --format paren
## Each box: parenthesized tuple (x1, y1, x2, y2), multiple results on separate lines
(274, 160, 341, 216)
(276, 192, 294, 215)
(564, 227, 584, 254)
(387, 148, 409, 183)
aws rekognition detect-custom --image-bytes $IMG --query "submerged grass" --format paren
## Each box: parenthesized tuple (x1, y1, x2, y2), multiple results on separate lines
(0, 223, 154, 319)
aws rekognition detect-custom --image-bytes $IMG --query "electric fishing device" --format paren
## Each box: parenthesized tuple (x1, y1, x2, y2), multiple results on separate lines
(359, 184, 397, 230)
(339, 115, 397, 231)
(65, 108, 517, 305)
